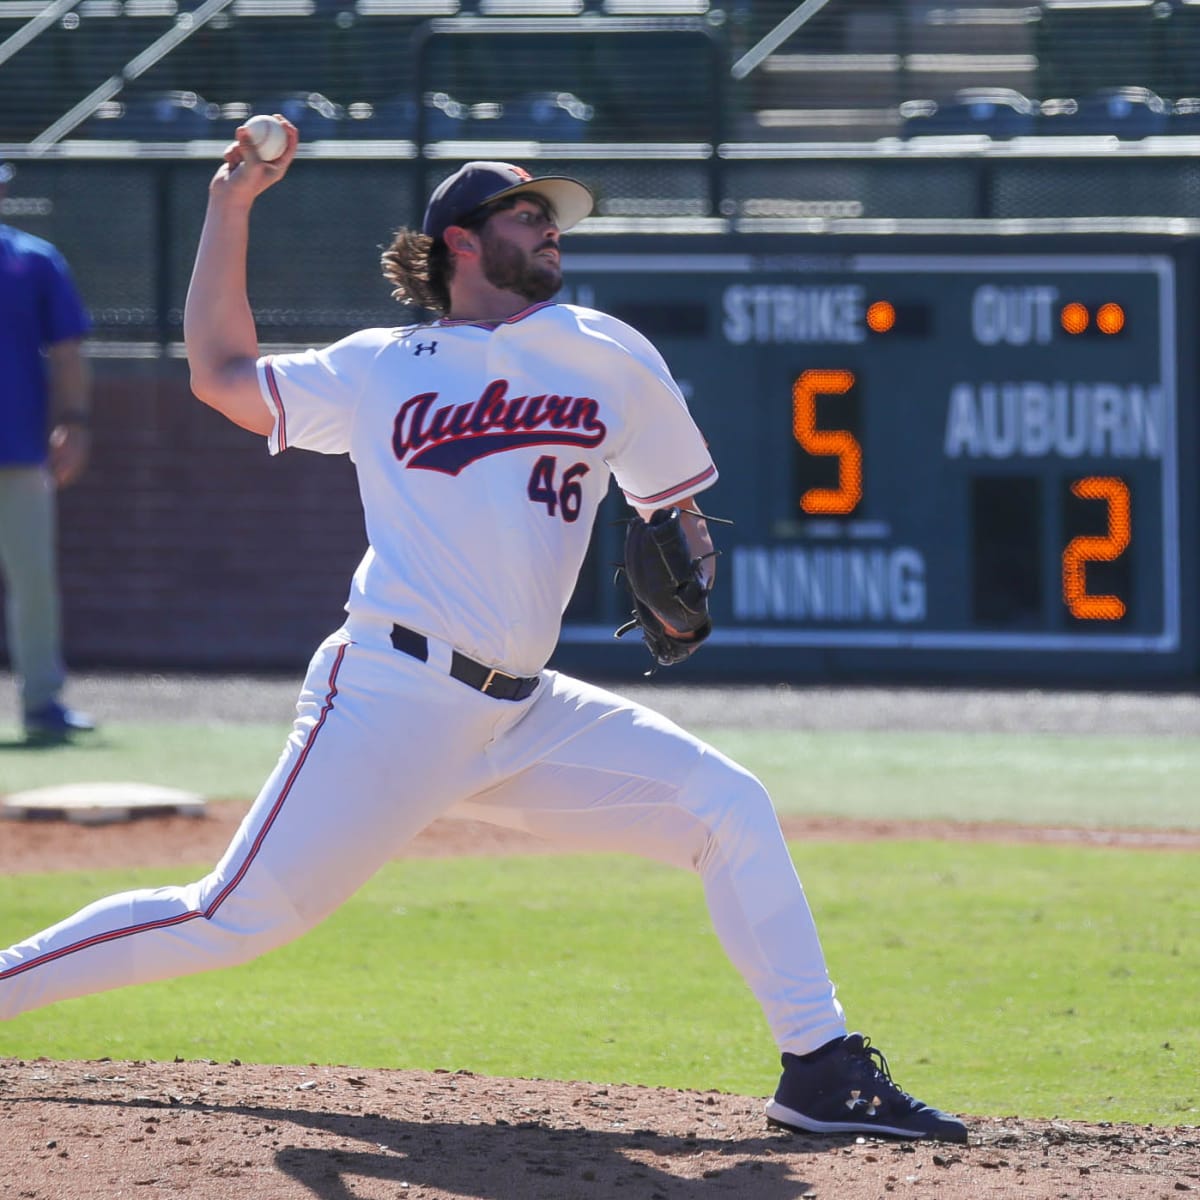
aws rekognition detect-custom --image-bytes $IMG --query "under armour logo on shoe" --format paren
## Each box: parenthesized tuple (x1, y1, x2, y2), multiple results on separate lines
(414, 341, 438, 356)
(846, 1090, 882, 1116)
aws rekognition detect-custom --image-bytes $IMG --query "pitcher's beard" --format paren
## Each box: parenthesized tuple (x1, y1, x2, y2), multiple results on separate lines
(481, 234, 561, 303)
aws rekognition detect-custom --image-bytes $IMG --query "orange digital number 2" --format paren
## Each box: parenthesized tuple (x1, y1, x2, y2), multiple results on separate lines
(1062, 476, 1131, 620)
(792, 369, 862, 515)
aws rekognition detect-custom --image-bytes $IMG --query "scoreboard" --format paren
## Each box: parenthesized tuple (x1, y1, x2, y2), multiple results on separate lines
(555, 236, 1197, 684)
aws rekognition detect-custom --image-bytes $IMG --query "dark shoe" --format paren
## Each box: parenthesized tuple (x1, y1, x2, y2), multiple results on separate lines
(766, 1033, 968, 1143)
(23, 700, 96, 741)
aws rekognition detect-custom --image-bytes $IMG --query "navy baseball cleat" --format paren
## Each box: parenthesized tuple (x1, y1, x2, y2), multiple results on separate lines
(23, 700, 96, 741)
(766, 1033, 968, 1144)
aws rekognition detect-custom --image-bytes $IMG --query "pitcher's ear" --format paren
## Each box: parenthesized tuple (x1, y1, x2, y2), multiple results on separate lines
(442, 224, 480, 259)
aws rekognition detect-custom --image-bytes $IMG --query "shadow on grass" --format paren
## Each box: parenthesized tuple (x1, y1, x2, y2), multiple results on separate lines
(0, 728, 104, 752)
(0, 736, 61, 752)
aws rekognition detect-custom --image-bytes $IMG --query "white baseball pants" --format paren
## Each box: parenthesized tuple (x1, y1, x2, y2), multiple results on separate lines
(1, 617, 846, 1055)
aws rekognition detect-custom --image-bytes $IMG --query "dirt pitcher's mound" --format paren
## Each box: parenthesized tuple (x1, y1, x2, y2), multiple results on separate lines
(4, 807, 1199, 876)
(1, 1057, 1196, 1199)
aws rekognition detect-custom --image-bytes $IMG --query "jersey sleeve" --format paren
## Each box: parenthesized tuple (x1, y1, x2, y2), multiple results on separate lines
(38, 245, 91, 345)
(257, 330, 386, 456)
(592, 315, 718, 509)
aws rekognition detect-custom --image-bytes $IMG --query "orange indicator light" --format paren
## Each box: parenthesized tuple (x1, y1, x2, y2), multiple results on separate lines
(866, 300, 896, 333)
(1096, 302, 1126, 334)
(1060, 302, 1089, 335)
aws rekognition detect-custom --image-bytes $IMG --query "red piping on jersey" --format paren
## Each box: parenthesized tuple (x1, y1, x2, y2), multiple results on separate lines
(0, 644, 349, 984)
(434, 300, 556, 330)
(625, 464, 718, 508)
(264, 358, 287, 450)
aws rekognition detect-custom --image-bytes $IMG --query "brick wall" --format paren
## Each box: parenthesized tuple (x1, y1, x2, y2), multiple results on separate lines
(1, 359, 367, 672)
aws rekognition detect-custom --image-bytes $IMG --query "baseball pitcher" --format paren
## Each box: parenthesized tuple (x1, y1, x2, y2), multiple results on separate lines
(0, 122, 967, 1144)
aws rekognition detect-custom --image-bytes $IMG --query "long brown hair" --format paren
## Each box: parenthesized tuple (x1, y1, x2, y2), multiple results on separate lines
(380, 228, 452, 316)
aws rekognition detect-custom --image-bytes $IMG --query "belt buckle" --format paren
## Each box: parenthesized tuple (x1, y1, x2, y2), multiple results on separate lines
(481, 668, 505, 695)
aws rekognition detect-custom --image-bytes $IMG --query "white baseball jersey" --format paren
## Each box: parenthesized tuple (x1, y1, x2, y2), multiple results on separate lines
(257, 301, 718, 675)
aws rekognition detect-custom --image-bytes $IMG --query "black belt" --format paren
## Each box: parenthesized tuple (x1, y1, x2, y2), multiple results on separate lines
(390, 624, 540, 702)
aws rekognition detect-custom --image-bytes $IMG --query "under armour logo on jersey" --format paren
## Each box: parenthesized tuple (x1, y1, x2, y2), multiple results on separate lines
(414, 341, 438, 356)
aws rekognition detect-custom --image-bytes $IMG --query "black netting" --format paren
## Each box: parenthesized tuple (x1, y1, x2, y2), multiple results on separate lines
(723, 157, 981, 220)
(1034, 2, 1171, 100)
(416, 24, 720, 143)
(990, 157, 1200, 218)
(2, 161, 160, 340)
(6, 151, 1200, 352)
(162, 160, 425, 345)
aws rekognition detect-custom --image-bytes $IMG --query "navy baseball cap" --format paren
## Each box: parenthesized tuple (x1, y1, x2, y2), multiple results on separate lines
(422, 160, 593, 241)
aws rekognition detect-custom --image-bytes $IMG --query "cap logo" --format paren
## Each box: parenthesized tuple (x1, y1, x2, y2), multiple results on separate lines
(509, 166, 533, 182)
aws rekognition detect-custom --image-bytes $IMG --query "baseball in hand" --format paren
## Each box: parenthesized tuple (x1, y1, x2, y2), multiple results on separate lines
(243, 114, 288, 162)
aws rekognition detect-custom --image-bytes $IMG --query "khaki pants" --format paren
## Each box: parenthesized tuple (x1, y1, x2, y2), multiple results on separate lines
(0, 465, 65, 713)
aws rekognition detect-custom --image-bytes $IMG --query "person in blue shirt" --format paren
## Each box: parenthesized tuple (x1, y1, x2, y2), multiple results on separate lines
(0, 161, 96, 739)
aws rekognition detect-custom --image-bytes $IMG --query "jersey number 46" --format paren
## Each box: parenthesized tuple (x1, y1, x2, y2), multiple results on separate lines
(527, 456, 590, 524)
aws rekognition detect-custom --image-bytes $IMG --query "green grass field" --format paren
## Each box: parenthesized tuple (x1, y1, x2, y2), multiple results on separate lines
(1, 719, 1197, 1126)
(3, 720, 1198, 828)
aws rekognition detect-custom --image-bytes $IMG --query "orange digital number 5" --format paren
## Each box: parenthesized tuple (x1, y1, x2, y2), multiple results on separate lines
(1062, 476, 1130, 620)
(792, 369, 862, 515)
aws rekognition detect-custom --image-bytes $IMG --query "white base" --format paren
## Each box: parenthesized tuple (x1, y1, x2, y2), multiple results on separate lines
(1, 782, 208, 826)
